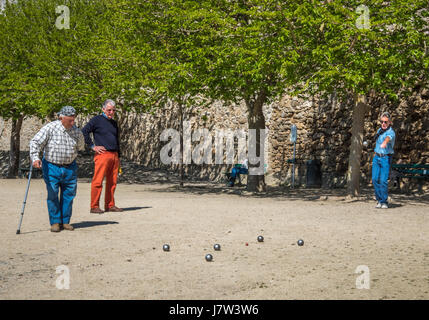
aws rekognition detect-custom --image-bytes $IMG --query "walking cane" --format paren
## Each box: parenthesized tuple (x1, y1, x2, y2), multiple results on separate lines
(16, 162, 33, 234)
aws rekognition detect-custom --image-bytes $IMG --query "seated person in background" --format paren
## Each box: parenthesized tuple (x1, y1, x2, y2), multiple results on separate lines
(228, 159, 249, 187)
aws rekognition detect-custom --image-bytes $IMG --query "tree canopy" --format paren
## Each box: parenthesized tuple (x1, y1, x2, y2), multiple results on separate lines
(0, 0, 115, 120)
(1, 0, 427, 188)
(296, 0, 428, 99)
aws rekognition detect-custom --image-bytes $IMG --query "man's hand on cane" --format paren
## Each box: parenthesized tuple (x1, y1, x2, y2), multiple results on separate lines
(33, 160, 42, 169)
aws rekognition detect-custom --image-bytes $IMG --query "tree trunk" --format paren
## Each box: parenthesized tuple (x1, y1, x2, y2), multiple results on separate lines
(7, 115, 24, 178)
(346, 94, 368, 197)
(246, 92, 267, 192)
(178, 103, 184, 187)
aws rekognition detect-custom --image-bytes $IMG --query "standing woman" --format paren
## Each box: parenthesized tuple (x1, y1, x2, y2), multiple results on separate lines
(372, 112, 396, 209)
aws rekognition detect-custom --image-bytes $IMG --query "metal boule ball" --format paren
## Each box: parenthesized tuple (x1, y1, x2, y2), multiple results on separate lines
(363, 141, 368, 147)
(163, 244, 170, 251)
(205, 254, 213, 262)
(214, 244, 221, 251)
(257, 235, 264, 242)
(297, 239, 304, 246)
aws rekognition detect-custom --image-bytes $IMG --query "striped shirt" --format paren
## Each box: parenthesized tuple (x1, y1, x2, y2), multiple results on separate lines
(30, 120, 85, 165)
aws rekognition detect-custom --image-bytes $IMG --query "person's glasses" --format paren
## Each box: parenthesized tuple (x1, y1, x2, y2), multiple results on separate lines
(381, 120, 389, 124)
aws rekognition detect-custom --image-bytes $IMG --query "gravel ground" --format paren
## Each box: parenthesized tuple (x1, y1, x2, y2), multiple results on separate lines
(0, 176, 428, 300)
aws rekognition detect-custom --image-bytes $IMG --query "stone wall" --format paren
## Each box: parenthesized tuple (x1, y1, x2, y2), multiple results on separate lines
(115, 100, 251, 182)
(0, 117, 47, 152)
(269, 89, 429, 188)
(113, 89, 429, 188)
(1, 88, 428, 188)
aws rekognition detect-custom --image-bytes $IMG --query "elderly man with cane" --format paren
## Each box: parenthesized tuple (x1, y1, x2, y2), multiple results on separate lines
(372, 112, 396, 209)
(29, 106, 84, 232)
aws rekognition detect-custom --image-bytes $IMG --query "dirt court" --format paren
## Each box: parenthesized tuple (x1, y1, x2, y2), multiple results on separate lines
(0, 178, 428, 300)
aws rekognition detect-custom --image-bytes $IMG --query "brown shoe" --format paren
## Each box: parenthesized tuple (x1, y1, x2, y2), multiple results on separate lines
(106, 206, 123, 212)
(51, 223, 60, 233)
(61, 224, 74, 231)
(90, 207, 104, 214)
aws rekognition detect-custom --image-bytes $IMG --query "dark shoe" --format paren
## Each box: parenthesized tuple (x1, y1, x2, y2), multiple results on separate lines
(90, 207, 104, 214)
(106, 206, 123, 212)
(51, 223, 60, 233)
(61, 224, 74, 231)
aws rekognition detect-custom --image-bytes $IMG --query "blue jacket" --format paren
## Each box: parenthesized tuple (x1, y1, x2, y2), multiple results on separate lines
(81, 115, 121, 157)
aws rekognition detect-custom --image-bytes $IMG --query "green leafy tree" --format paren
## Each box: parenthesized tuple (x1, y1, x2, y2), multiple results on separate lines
(0, 0, 113, 176)
(202, 0, 330, 192)
(293, 0, 428, 196)
(107, 0, 215, 186)
(138, 0, 311, 192)
(107, 0, 320, 191)
(0, 0, 49, 176)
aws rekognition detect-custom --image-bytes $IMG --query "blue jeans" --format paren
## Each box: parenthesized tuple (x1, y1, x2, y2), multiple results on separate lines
(372, 155, 392, 204)
(229, 167, 248, 185)
(42, 158, 77, 225)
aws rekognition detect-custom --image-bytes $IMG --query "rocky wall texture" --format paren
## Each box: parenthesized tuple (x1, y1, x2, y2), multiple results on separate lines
(0, 117, 46, 152)
(268, 89, 429, 188)
(1, 88, 428, 189)
(115, 100, 252, 182)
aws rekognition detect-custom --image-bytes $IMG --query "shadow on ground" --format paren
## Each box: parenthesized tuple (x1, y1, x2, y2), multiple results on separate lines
(122, 206, 152, 211)
(72, 221, 119, 229)
(145, 181, 429, 206)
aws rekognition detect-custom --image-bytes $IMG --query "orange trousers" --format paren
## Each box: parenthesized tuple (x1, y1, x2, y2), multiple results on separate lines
(91, 151, 119, 210)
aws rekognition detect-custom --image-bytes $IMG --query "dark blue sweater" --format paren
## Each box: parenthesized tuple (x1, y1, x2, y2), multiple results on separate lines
(82, 115, 120, 157)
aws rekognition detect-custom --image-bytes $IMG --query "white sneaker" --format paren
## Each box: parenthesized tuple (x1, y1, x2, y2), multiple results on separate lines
(381, 203, 388, 209)
(375, 202, 382, 208)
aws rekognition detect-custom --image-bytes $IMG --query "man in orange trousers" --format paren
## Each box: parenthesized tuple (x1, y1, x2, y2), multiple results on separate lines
(82, 99, 123, 213)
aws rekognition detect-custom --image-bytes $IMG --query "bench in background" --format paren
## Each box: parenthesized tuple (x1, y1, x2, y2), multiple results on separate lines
(391, 163, 429, 191)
